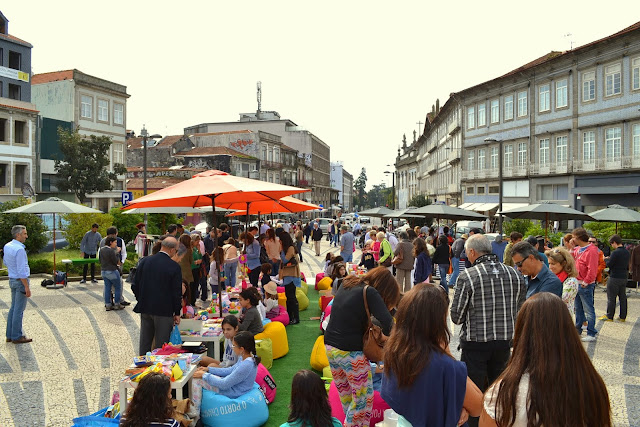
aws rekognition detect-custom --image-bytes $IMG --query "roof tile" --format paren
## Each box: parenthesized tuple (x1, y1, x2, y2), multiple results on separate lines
(32, 70, 75, 85)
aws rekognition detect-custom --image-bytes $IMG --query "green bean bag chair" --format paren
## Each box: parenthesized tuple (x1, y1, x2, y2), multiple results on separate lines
(296, 288, 310, 311)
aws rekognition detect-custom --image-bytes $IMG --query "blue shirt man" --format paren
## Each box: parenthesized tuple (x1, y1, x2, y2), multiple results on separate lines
(511, 241, 562, 298)
(3, 225, 32, 343)
(339, 226, 355, 263)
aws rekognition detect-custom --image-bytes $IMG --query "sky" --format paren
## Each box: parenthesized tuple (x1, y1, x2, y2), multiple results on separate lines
(4, 1, 639, 191)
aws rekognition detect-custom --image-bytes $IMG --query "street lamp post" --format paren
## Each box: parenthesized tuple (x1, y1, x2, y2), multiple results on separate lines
(484, 137, 503, 235)
(140, 125, 162, 225)
(384, 166, 395, 209)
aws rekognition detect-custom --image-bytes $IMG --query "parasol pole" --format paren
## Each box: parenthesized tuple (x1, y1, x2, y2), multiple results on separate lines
(209, 195, 223, 318)
(53, 213, 57, 277)
(545, 213, 549, 240)
(616, 222, 619, 234)
(246, 202, 251, 238)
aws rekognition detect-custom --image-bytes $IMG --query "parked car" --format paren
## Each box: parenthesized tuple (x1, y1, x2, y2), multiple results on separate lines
(359, 216, 371, 224)
(453, 221, 485, 239)
(314, 218, 331, 233)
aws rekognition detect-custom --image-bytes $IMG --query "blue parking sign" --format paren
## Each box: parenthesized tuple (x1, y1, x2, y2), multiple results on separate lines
(121, 191, 133, 205)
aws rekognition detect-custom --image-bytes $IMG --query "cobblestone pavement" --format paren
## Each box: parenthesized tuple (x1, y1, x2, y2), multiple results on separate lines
(1, 239, 639, 426)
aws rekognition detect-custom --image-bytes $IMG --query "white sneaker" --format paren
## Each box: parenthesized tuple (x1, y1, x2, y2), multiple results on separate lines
(581, 335, 597, 342)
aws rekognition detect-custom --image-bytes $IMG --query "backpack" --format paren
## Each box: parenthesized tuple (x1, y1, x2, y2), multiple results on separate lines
(260, 247, 270, 264)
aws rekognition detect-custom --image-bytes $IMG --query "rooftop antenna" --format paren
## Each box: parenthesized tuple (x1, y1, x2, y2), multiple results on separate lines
(257, 81, 262, 115)
(564, 33, 573, 50)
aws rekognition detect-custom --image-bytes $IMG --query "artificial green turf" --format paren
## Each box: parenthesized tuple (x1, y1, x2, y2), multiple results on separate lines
(264, 288, 323, 426)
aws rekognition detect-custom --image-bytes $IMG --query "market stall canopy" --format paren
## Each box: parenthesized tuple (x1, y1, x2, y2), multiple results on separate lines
(412, 204, 487, 220)
(498, 202, 594, 222)
(589, 204, 640, 223)
(123, 206, 231, 214)
(224, 197, 321, 216)
(123, 170, 309, 210)
(382, 208, 424, 219)
(358, 206, 395, 217)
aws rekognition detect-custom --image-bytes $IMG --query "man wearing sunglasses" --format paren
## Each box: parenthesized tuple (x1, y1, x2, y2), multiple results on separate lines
(511, 241, 562, 299)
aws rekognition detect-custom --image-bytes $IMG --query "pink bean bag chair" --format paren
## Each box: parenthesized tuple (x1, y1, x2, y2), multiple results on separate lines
(270, 305, 290, 326)
(315, 273, 325, 290)
(277, 286, 286, 293)
(300, 271, 306, 282)
(328, 381, 389, 426)
(255, 363, 277, 404)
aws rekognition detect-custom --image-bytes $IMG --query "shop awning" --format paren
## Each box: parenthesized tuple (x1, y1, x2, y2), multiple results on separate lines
(571, 186, 640, 195)
(500, 203, 529, 211)
(474, 203, 498, 212)
(458, 202, 473, 209)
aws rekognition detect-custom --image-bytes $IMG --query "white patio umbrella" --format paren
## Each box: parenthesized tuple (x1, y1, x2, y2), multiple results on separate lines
(588, 204, 640, 233)
(3, 197, 102, 276)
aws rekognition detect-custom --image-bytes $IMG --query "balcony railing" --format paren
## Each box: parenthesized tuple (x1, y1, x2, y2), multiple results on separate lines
(448, 149, 461, 164)
(529, 162, 571, 175)
(262, 160, 283, 169)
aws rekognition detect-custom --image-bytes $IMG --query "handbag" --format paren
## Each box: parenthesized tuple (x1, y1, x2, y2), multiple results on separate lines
(379, 243, 392, 267)
(447, 247, 454, 275)
(391, 247, 404, 266)
(362, 285, 387, 362)
(282, 253, 299, 269)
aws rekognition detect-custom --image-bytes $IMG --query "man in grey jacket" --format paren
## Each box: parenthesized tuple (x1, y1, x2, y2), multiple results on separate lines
(80, 223, 101, 284)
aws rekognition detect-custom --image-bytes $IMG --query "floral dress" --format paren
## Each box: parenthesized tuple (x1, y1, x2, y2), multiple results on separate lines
(562, 276, 579, 316)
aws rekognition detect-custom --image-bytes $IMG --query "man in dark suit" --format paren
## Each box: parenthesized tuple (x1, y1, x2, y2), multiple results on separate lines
(132, 237, 182, 355)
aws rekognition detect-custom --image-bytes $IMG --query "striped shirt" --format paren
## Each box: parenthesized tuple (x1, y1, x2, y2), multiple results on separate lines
(450, 254, 526, 343)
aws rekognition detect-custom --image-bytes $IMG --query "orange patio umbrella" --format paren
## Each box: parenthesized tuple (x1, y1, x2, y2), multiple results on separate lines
(224, 196, 321, 216)
(124, 170, 309, 315)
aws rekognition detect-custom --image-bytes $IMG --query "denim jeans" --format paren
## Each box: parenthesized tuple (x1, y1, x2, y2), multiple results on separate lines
(270, 260, 280, 276)
(575, 283, 597, 337)
(340, 251, 353, 263)
(332, 234, 339, 247)
(449, 257, 460, 287)
(224, 262, 237, 289)
(296, 242, 303, 262)
(438, 264, 449, 290)
(102, 270, 122, 307)
(7, 278, 28, 340)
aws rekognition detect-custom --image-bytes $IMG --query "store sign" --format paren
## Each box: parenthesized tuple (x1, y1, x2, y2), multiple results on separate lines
(0, 66, 29, 82)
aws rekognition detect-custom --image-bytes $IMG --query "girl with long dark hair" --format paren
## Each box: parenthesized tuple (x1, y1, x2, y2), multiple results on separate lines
(480, 292, 611, 426)
(120, 372, 179, 426)
(280, 370, 342, 427)
(382, 283, 481, 426)
(279, 232, 301, 324)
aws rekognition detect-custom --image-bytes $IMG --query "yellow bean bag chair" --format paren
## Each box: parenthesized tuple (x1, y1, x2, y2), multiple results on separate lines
(317, 276, 332, 291)
(296, 288, 309, 311)
(255, 321, 289, 359)
(278, 292, 287, 308)
(322, 365, 332, 380)
(300, 280, 308, 295)
(310, 335, 329, 371)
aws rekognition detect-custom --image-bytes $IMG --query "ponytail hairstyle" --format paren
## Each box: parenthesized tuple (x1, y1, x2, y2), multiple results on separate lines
(233, 331, 261, 366)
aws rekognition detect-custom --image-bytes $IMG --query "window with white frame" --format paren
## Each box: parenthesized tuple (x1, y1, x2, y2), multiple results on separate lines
(605, 63, 621, 96)
(467, 151, 475, 170)
(583, 131, 595, 164)
(477, 103, 486, 127)
(113, 143, 124, 165)
(98, 99, 109, 122)
(467, 107, 475, 129)
(633, 57, 640, 91)
(556, 136, 568, 164)
(261, 145, 267, 161)
(478, 148, 486, 169)
(605, 127, 622, 161)
(539, 139, 550, 166)
(504, 144, 513, 168)
(81, 95, 92, 119)
(504, 95, 513, 121)
(582, 71, 595, 102)
(490, 99, 499, 123)
(268, 148, 273, 162)
(490, 146, 498, 169)
(539, 84, 550, 112)
(556, 79, 568, 108)
(517, 91, 527, 117)
(114, 103, 124, 125)
(517, 142, 527, 166)
(274, 147, 280, 163)
(633, 124, 640, 159)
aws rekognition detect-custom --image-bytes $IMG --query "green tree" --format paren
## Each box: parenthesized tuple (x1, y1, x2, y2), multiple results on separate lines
(0, 198, 48, 253)
(147, 213, 182, 235)
(109, 207, 143, 244)
(367, 184, 391, 208)
(54, 128, 127, 203)
(408, 194, 430, 208)
(503, 219, 533, 237)
(353, 168, 367, 209)
(62, 213, 113, 250)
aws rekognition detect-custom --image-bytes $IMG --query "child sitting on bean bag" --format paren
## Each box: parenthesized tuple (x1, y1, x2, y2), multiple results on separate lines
(238, 288, 264, 335)
(263, 282, 280, 319)
(199, 315, 239, 368)
(280, 370, 342, 427)
(192, 331, 261, 412)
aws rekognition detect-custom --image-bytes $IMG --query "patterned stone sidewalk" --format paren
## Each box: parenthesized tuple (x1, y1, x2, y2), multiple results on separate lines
(0, 239, 638, 426)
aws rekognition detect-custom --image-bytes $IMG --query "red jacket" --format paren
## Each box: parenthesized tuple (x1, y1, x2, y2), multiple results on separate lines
(573, 244, 599, 285)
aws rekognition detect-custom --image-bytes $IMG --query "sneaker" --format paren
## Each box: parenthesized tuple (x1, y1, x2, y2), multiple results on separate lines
(581, 335, 597, 342)
(598, 315, 612, 321)
(105, 306, 113, 311)
(79, 279, 87, 284)
(114, 304, 124, 310)
(91, 279, 99, 284)
(12, 336, 33, 344)
(581, 323, 587, 331)
(617, 317, 626, 322)
(120, 300, 131, 306)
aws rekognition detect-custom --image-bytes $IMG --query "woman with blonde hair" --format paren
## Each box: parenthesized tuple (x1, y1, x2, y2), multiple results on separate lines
(545, 247, 579, 315)
(377, 231, 393, 271)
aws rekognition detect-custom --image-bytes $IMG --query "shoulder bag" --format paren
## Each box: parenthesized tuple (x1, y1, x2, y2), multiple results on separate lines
(362, 285, 387, 362)
(380, 241, 392, 267)
(391, 244, 404, 266)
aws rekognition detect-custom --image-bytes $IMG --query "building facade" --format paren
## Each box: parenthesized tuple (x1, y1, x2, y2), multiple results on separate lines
(184, 111, 332, 208)
(0, 11, 37, 201)
(31, 69, 130, 210)
(395, 134, 419, 209)
(330, 162, 354, 212)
